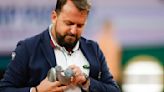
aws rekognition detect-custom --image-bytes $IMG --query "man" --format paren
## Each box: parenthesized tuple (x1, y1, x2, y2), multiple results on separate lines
(0, 0, 120, 92)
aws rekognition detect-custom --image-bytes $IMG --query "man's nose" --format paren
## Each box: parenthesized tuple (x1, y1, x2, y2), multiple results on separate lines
(70, 25, 77, 35)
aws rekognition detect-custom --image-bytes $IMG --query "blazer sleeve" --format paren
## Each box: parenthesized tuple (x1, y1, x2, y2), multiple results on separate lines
(89, 42, 120, 92)
(0, 41, 31, 92)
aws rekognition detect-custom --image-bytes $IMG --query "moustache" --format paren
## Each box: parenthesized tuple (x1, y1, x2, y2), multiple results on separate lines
(65, 33, 76, 38)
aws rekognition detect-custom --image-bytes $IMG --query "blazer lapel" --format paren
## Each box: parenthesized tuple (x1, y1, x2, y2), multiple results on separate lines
(40, 29, 56, 67)
(80, 38, 99, 78)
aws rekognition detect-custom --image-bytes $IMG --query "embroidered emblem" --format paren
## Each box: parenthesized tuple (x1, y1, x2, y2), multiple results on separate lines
(83, 65, 90, 69)
(11, 52, 16, 61)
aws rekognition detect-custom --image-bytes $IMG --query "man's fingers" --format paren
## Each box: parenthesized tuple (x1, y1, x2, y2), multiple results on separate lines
(69, 65, 82, 76)
(53, 81, 62, 87)
(54, 86, 67, 92)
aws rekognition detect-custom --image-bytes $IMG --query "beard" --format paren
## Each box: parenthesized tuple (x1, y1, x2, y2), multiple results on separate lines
(54, 25, 79, 49)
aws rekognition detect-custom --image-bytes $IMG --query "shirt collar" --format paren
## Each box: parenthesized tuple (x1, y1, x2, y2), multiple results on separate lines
(49, 24, 80, 52)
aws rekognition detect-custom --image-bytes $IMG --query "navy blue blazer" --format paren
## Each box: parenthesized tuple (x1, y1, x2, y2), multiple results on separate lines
(0, 29, 120, 92)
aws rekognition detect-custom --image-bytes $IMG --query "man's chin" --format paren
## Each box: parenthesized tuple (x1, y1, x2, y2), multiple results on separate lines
(64, 40, 77, 48)
(63, 43, 76, 49)
(65, 41, 76, 46)
(65, 38, 76, 44)
(63, 37, 79, 48)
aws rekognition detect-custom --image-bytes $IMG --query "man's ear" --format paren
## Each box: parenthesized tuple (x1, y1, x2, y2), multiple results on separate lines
(51, 11, 57, 24)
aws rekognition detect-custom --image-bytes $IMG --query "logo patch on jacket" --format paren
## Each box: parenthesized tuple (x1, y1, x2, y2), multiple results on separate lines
(11, 52, 16, 61)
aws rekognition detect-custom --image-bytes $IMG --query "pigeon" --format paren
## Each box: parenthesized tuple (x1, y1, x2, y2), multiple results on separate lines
(47, 66, 74, 85)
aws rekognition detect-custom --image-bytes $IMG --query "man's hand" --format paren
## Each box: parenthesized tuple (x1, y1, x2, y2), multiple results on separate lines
(32, 77, 68, 92)
(69, 65, 87, 86)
